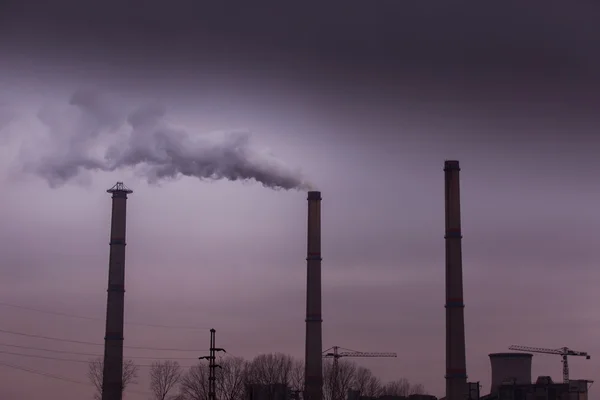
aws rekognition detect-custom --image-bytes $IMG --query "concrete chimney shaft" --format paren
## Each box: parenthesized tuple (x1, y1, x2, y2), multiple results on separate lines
(305, 191, 323, 400)
(444, 161, 468, 400)
(102, 182, 133, 400)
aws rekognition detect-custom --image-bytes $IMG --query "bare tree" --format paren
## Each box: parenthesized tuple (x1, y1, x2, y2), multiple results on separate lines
(409, 383, 426, 395)
(178, 364, 209, 400)
(216, 356, 248, 400)
(150, 360, 182, 400)
(88, 358, 104, 400)
(381, 379, 411, 397)
(289, 359, 304, 393)
(177, 358, 247, 400)
(246, 353, 295, 386)
(245, 353, 302, 400)
(174, 353, 424, 400)
(323, 360, 357, 400)
(352, 366, 381, 397)
(87, 358, 140, 400)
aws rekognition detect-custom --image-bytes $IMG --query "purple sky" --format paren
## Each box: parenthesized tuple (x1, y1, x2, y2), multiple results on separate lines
(1, 1, 600, 399)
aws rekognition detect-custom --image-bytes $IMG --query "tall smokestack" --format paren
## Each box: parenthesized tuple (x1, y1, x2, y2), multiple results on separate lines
(305, 191, 323, 400)
(102, 182, 133, 400)
(444, 161, 467, 400)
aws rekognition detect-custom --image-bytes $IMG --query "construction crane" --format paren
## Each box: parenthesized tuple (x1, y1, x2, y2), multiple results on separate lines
(509, 345, 590, 384)
(323, 346, 397, 400)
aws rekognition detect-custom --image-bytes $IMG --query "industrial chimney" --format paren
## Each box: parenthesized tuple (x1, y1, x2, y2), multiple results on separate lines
(305, 191, 323, 400)
(489, 353, 533, 394)
(444, 161, 467, 400)
(102, 182, 133, 400)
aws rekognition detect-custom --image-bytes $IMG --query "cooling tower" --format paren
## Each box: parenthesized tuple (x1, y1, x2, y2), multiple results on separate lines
(102, 182, 133, 400)
(444, 160, 468, 400)
(489, 353, 533, 394)
(304, 191, 323, 400)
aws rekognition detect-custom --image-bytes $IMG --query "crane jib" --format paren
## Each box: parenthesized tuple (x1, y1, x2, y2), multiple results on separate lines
(508, 344, 590, 383)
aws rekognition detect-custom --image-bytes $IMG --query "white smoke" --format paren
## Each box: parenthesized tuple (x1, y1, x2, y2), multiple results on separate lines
(20, 90, 312, 191)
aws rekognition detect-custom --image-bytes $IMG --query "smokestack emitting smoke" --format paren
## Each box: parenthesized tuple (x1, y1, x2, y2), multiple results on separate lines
(23, 90, 311, 191)
(102, 181, 132, 400)
(444, 160, 467, 400)
(305, 191, 323, 400)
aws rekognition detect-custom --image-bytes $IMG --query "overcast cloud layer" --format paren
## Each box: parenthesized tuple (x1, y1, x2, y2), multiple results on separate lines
(1, 1, 600, 399)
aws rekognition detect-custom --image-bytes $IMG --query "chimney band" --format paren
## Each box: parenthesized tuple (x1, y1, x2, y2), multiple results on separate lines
(108, 284, 125, 293)
(444, 161, 461, 171)
(307, 191, 322, 200)
(445, 373, 468, 379)
(305, 317, 323, 322)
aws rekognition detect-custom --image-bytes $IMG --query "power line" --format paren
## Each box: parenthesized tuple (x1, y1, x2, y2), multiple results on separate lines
(0, 301, 209, 330)
(0, 328, 101, 346)
(0, 328, 207, 352)
(0, 361, 152, 397)
(0, 343, 101, 357)
(0, 342, 202, 360)
(222, 350, 242, 359)
(0, 349, 200, 367)
(0, 360, 91, 386)
(0, 348, 92, 364)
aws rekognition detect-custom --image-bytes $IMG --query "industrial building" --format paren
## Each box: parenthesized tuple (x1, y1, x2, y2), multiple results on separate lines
(441, 163, 592, 400)
(489, 353, 533, 394)
(102, 182, 133, 400)
(480, 353, 591, 400)
(305, 191, 323, 400)
(94, 164, 593, 400)
(347, 390, 437, 400)
(444, 160, 468, 400)
(246, 383, 291, 400)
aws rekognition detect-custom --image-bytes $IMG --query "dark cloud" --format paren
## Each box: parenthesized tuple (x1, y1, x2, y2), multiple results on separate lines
(1, 2, 600, 398)
(2, 1, 599, 86)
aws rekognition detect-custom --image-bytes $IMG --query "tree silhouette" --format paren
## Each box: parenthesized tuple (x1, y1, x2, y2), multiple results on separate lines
(150, 360, 182, 400)
(87, 358, 139, 400)
(172, 353, 427, 400)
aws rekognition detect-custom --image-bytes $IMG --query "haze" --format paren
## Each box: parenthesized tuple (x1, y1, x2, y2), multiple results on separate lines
(0, 1, 599, 399)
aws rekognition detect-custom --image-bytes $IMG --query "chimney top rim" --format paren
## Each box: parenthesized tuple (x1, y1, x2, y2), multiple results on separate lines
(307, 191, 322, 200)
(444, 160, 460, 170)
(489, 352, 533, 358)
(107, 181, 133, 194)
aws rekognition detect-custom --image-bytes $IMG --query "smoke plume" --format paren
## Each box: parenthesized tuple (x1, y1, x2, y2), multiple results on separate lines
(21, 90, 312, 191)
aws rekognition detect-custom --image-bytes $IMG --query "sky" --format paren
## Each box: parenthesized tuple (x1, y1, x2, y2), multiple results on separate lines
(1, 1, 600, 399)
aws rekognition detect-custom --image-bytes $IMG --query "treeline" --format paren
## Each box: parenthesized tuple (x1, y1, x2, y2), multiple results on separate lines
(87, 353, 427, 400)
